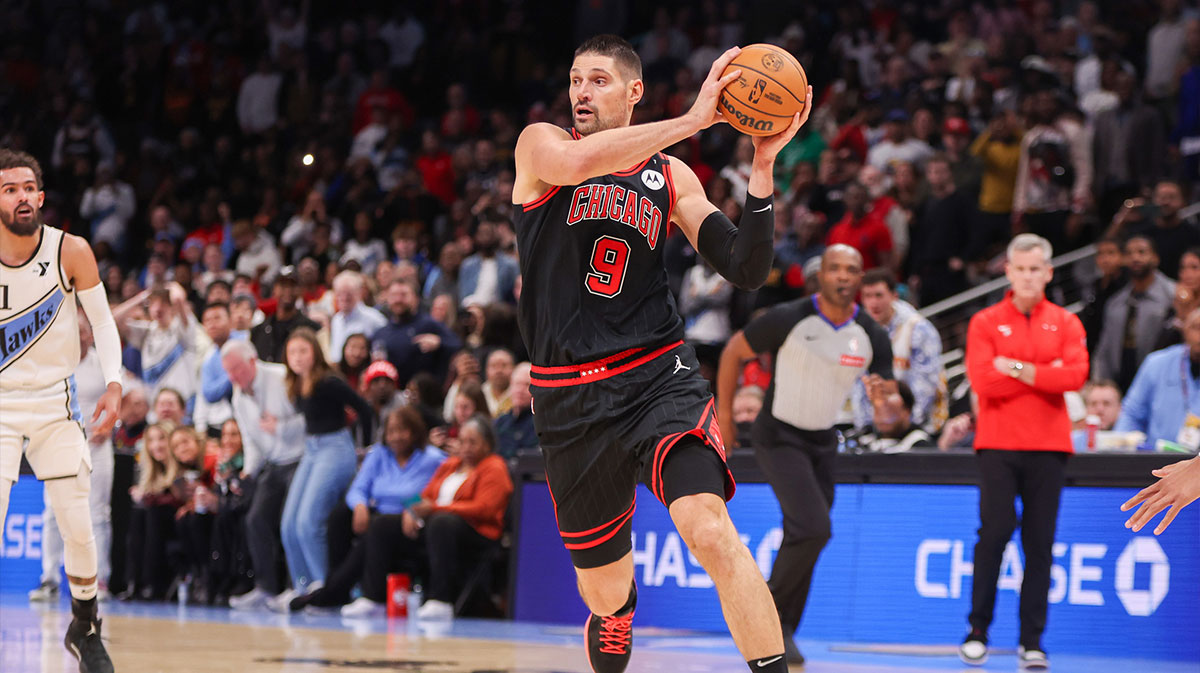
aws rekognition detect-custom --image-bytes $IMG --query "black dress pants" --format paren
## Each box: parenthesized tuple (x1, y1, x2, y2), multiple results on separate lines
(108, 454, 136, 595)
(243, 461, 297, 594)
(968, 449, 1068, 647)
(424, 511, 494, 604)
(315, 503, 425, 605)
(752, 428, 837, 633)
(126, 503, 177, 598)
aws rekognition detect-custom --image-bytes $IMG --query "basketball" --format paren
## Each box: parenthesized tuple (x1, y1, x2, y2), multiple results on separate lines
(719, 43, 808, 136)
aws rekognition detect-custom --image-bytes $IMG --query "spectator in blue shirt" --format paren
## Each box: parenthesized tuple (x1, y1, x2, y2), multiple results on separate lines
(458, 214, 519, 307)
(289, 406, 445, 616)
(1114, 308, 1200, 450)
(375, 279, 461, 386)
(495, 362, 536, 459)
(329, 270, 388, 362)
(196, 302, 245, 437)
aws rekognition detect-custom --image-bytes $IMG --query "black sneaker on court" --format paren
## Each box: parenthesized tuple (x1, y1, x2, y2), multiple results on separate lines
(958, 629, 988, 666)
(64, 607, 114, 673)
(585, 584, 636, 673)
(1018, 645, 1049, 671)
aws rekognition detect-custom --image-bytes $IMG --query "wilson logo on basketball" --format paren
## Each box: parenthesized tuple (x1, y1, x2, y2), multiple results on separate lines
(719, 96, 775, 133)
(566, 184, 664, 249)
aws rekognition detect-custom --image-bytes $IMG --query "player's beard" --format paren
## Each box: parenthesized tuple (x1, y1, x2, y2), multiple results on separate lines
(0, 203, 41, 237)
(574, 108, 619, 136)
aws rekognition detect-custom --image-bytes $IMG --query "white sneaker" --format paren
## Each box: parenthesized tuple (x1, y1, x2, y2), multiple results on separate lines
(415, 599, 454, 621)
(267, 588, 302, 613)
(229, 587, 271, 611)
(28, 581, 59, 602)
(1018, 646, 1049, 671)
(304, 580, 324, 594)
(958, 635, 988, 666)
(340, 597, 386, 618)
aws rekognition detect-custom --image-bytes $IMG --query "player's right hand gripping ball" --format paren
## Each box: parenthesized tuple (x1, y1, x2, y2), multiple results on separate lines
(719, 43, 808, 136)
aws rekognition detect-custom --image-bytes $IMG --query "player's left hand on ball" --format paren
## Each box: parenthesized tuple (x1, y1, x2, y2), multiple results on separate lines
(751, 86, 813, 157)
(91, 383, 122, 435)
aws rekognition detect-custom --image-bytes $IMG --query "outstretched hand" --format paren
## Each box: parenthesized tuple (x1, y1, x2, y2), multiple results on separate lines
(752, 86, 814, 161)
(1121, 456, 1200, 535)
(687, 46, 743, 131)
(90, 383, 122, 436)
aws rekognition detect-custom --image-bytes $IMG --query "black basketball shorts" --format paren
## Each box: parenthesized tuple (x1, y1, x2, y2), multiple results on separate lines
(530, 340, 735, 569)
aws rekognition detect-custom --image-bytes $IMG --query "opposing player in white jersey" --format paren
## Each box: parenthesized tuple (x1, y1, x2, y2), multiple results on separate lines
(1, 149, 119, 673)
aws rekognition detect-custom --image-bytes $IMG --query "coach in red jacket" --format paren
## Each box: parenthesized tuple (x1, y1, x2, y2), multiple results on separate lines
(958, 234, 1088, 670)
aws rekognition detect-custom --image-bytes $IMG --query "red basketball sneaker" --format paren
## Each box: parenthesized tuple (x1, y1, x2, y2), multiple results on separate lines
(585, 583, 636, 673)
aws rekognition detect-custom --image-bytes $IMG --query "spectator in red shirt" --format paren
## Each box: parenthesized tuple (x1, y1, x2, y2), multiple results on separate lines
(416, 130, 456, 206)
(352, 69, 414, 134)
(825, 181, 894, 271)
(959, 234, 1088, 670)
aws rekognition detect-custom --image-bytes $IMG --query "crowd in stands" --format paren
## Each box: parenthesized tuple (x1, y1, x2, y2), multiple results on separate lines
(6, 0, 1199, 615)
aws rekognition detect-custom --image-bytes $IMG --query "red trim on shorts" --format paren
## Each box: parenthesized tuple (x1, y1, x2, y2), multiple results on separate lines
(559, 497, 637, 538)
(522, 185, 562, 211)
(529, 341, 683, 388)
(545, 471, 562, 530)
(649, 399, 736, 506)
(563, 503, 637, 550)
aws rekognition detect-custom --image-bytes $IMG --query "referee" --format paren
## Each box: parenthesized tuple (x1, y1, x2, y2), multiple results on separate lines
(717, 245, 895, 665)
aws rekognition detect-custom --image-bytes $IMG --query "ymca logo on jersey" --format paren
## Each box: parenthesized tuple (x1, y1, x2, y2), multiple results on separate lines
(0, 287, 64, 371)
(565, 182, 665, 249)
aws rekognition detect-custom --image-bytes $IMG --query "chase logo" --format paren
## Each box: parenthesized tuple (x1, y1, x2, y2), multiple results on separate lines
(0, 288, 63, 371)
(1115, 537, 1169, 616)
(641, 169, 665, 191)
(915, 536, 1172, 617)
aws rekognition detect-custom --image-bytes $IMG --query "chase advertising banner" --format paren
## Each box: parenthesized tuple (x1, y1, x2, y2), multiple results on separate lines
(515, 482, 1200, 661)
(1, 478, 45, 594)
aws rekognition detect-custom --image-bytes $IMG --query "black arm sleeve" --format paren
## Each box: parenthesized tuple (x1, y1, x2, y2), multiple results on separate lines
(695, 194, 775, 290)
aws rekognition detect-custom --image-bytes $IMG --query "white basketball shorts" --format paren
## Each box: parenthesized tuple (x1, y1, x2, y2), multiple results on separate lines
(0, 378, 91, 482)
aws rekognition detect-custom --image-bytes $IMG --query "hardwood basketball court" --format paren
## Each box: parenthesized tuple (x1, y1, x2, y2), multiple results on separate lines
(1, 595, 1192, 673)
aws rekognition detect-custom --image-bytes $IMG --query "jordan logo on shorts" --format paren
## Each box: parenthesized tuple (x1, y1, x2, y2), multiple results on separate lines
(673, 355, 690, 375)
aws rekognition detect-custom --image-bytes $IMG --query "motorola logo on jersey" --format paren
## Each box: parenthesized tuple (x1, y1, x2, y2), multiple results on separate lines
(641, 169, 665, 191)
(566, 183, 664, 249)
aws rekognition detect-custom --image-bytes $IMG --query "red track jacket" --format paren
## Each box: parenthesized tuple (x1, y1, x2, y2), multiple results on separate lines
(966, 291, 1089, 452)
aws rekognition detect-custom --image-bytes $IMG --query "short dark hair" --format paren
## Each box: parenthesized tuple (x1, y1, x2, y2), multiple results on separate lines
(1125, 234, 1157, 255)
(386, 405, 429, 450)
(231, 293, 257, 310)
(206, 279, 232, 296)
(574, 34, 642, 81)
(202, 301, 230, 317)
(862, 268, 898, 292)
(0, 148, 44, 189)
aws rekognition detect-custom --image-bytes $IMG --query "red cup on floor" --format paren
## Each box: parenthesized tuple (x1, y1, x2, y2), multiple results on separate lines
(386, 573, 411, 618)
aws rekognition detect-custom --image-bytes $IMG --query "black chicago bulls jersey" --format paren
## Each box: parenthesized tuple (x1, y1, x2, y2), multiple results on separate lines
(515, 132, 682, 366)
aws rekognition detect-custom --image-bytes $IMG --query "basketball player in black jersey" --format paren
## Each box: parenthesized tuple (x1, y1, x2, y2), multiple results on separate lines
(512, 35, 811, 673)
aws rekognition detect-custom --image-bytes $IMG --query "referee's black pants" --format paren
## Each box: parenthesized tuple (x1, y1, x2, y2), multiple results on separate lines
(753, 430, 837, 633)
(968, 449, 1068, 647)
